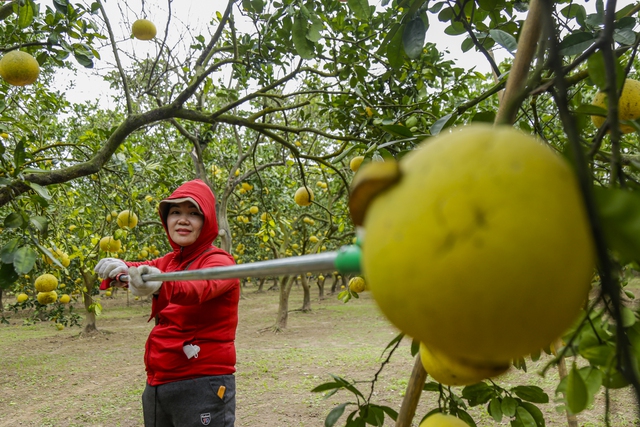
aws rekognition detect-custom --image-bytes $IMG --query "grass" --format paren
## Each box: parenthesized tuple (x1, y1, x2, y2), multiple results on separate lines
(1, 285, 640, 426)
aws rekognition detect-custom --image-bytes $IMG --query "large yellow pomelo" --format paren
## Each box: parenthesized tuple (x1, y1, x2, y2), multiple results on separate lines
(591, 78, 640, 134)
(0, 50, 39, 86)
(116, 210, 138, 229)
(419, 413, 468, 427)
(34, 273, 58, 292)
(362, 124, 595, 364)
(419, 343, 508, 386)
(37, 290, 57, 305)
(99, 236, 122, 252)
(131, 19, 157, 40)
(294, 186, 314, 206)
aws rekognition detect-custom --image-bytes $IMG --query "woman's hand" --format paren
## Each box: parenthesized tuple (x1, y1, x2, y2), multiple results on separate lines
(95, 258, 128, 280)
(128, 265, 163, 297)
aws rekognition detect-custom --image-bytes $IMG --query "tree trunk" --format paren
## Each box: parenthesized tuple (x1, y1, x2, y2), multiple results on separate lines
(275, 276, 293, 330)
(257, 277, 265, 292)
(555, 339, 579, 427)
(80, 269, 99, 334)
(216, 190, 232, 253)
(300, 274, 311, 312)
(268, 277, 279, 291)
(0, 288, 3, 312)
(330, 273, 340, 294)
(316, 275, 326, 298)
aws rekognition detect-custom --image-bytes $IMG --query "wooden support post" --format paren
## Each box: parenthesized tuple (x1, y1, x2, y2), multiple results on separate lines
(395, 355, 428, 427)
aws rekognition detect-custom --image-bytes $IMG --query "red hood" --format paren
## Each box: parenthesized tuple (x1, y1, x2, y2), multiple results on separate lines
(158, 179, 219, 260)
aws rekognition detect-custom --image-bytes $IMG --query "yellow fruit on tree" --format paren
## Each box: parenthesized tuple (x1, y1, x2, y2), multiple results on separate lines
(249, 206, 259, 215)
(131, 18, 157, 40)
(349, 277, 366, 293)
(37, 290, 58, 305)
(117, 210, 138, 229)
(55, 323, 65, 331)
(0, 50, 40, 86)
(145, 195, 154, 202)
(350, 156, 364, 172)
(61, 254, 70, 267)
(99, 236, 122, 252)
(362, 124, 595, 364)
(591, 78, 640, 134)
(105, 291, 112, 297)
(419, 413, 468, 427)
(419, 343, 508, 386)
(234, 169, 240, 177)
(140, 249, 149, 258)
(294, 186, 314, 206)
(59, 294, 71, 304)
(35, 273, 58, 292)
(309, 235, 319, 243)
(111, 210, 118, 218)
(16, 293, 28, 303)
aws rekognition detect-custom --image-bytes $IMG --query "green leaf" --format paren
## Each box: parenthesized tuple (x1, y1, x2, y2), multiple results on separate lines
(579, 344, 614, 366)
(17, 0, 35, 28)
(501, 396, 517, 417)
(0, 238, 20, 263)
(52, 0, 69, 14)
(518, 402, 545, 427)
(613, 28, 635, 45)
(0, 262, 19, 288)
(559, 32, 596, 56)
(423, 381, 442, 392)
(402, 17, 426, 59)
(13, 246, 36, 274)
(574, 104, 607, 116)
(312, 382, 342, 393)
(386, 27, 404, 69)
(477, 0, 497, 11)
(74, 52, 94, 68)
(14, 140, 25, 170)
(462, 382, 493, 406)
(488, 398, 503, 422)
(594, 187, 640, 264)
(381, 124, 413, 138)
(587, 51, 607, 91)
(307, 15, 323, 43)
(511, 386, 549, 403)
(410, 337, 420, 357)
(489, 29, 517, 54)
(566, 364, 588, 414)
(378, 405, 398, 421)
(456, 409, 477, 427)
(292, 15, 314, 60)
(347, 0, 371, 21)
(325, 402, 350, 427)
(363, 405, 385, 425)
(4, 212, 24, 229)
(430, 113, 454, 135)
(621, 306, 637, 327)
(516, 406, 537, 427)
(471, 111, 496, 123)
(27, 183, 52, 201)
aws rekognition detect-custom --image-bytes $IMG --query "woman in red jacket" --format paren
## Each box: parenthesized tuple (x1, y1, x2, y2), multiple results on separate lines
(95, 179, 239, 427)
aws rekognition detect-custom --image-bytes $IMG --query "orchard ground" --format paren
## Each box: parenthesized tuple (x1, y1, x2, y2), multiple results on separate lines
(0, 282, 638, 427)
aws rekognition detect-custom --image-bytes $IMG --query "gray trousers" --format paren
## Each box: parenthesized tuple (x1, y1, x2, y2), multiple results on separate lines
(142, 375, 235, 427)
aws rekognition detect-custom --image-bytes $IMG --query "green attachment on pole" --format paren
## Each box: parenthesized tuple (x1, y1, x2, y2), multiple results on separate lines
(335, 244, 362, 274)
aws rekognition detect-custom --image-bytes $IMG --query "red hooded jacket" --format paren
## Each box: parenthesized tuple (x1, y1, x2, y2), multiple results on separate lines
(101, 179, 239, 386)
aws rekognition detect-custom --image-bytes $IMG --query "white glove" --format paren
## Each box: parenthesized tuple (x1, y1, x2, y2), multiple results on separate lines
(128, 265, 163, 297)
(95, 258, 128, 279)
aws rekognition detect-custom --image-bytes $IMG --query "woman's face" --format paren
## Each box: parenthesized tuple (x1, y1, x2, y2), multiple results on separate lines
(166, 201, 204, 247)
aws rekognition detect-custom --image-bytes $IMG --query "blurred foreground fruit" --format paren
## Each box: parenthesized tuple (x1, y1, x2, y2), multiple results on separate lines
(419, 413, 468, 427)
(361, 124, 595, 364)
(294, 186, 314, 206)
(131, 19, 156, 40)
(35, 273, 58, 292)
(0, 50, 39, 86)
(419, 343, 508, 386)
(591, 78, 640, 134)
